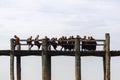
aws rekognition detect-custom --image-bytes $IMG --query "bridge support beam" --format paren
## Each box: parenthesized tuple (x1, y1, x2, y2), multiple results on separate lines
(42, 39, 51, 80)
(16, 45, 21, 80)
(10, 38, 15, 80)
(103, 33, 110, 80)
(75, 38, 81, 80)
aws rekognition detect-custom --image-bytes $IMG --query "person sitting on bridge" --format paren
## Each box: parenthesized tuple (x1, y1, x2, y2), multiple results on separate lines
(45, 36, 50, 44)
(50, 37, 57, 51)
(76, 35, 81, 40)
(44, 36, 51, 50)
(14, 35, 20, 49)
(82, 36, 87, 51)
(34, 35, 41, 50)
(27, 36, 33, 50)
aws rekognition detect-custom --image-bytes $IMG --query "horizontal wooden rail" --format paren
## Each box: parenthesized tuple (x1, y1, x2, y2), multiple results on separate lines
(1, 50, 120, 57)
(19, 39, 105, 42)
(20, 39, 42, 41)
(19, 43, 104, 46)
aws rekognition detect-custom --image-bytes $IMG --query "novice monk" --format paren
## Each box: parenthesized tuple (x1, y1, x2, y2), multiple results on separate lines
(14, 35, 20, 49)
(27, 36, 33, 50)
(34, 35, 41, 50)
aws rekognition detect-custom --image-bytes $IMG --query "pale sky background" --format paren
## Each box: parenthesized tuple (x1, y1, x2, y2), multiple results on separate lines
(0, 0, 120, 80)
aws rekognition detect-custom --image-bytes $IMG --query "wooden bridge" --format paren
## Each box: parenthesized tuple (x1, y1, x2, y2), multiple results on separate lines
(0, 33, 120, 80)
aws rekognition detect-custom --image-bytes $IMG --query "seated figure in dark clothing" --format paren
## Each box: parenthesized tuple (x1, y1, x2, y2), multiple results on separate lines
(34, 35, 41, 50)
(27, 36, 33, 50)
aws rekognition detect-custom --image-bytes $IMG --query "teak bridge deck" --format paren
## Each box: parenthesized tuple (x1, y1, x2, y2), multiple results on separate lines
(0, 33, 119, 80)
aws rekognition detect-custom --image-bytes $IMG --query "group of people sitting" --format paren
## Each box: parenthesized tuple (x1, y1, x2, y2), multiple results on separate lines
(13, 35, 97, 51)
(13, 35, 41, 50)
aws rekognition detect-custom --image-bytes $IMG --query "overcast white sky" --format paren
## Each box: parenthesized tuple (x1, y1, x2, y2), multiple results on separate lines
(0, 0, 120, 80)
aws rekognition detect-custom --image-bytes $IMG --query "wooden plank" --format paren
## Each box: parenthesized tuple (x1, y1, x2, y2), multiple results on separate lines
(1, 50, 120, 57)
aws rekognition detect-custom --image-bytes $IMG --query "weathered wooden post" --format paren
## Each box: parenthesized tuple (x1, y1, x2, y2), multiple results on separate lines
(10, 38, 15, 80)
(42, 39, 51, 80)
(103, 33, 110, 80)
(75, 38, 81, 80)
(16, 44, 21, 80)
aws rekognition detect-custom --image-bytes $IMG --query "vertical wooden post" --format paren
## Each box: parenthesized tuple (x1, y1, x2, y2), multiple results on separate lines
(103, 56, 105, 80)
(10, 38, 15, 80)
(103, 40, 105, 80)
(42, 39, 51, 80)
(103, 33, 110, 80)
(16, 45, 21, 80)
(75, 38, 81, 80)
